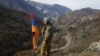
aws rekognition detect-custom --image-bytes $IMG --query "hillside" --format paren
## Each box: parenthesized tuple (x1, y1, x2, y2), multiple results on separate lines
(0, 0, 71, 19)
(52, 8, 100, 56)
(54, 8, 100, 28)
(0, 6, 43, 56)
(0, 0, 45, 18)
(26, 0, 71, 19)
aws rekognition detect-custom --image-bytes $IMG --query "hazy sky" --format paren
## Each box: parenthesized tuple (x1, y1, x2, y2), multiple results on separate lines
(30, 0, 100, 10)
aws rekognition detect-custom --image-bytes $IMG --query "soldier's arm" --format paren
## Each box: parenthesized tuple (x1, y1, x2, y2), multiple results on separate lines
(44, 26, 52, 42)
(42, 27, 45, 36)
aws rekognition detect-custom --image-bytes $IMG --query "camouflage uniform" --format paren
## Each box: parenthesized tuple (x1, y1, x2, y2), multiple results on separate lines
(41, 17, 53, 56)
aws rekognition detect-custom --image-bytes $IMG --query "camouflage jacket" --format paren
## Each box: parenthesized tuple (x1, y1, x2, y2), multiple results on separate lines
(42, 24, 53, 43)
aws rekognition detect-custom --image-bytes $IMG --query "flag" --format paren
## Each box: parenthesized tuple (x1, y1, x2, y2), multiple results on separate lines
(31, 13, 39, 53)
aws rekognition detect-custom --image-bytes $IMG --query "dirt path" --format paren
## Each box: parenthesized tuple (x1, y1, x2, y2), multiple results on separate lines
(51, 34, 71, 53)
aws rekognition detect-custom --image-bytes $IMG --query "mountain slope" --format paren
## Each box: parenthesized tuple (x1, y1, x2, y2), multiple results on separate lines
(0, 0, 71, 19)
(52, 8, 100, 56)
(54, 8, 100, 28)
(0, 0, 45, 18)
(26, 0, 71, 19)
(0, 6, 43, 56)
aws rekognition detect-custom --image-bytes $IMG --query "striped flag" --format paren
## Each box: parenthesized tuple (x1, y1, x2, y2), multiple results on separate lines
(31, 13, 39, 53)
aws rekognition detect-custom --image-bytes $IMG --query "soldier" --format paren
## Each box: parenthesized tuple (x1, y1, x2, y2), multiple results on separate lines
(41, 17, 53, 56)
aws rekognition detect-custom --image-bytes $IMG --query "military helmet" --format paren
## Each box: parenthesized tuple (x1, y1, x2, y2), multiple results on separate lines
(43, 17, 49, 22)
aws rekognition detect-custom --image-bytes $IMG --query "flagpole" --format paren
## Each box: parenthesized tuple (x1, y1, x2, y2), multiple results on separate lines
(31, 13, 39, 56)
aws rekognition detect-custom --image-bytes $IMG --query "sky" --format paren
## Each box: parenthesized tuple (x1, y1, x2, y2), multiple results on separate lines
(30, 0, 100, 10)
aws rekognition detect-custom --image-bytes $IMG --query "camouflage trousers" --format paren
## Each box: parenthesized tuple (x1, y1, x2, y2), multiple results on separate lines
(40, 42, 51, 56)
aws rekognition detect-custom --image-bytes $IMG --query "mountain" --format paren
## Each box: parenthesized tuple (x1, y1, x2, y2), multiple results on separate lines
(0, 0, 71, 19)
(0, 6, 43, 56)
(54, 8, 100, 28)
(52, 8, 100, 56)
(0, 0, 45, 18)
(26, 0, 71, 19)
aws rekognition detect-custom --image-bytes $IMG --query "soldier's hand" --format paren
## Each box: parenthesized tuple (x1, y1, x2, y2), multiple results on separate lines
(34, 47, 38, 53)
(43, 40, 46, 44)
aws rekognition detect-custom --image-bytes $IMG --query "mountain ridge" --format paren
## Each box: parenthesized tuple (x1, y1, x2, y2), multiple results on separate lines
(0, 0, 45, 18)
(26, 0, 71, 19)
(0, 0, 71, 19)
